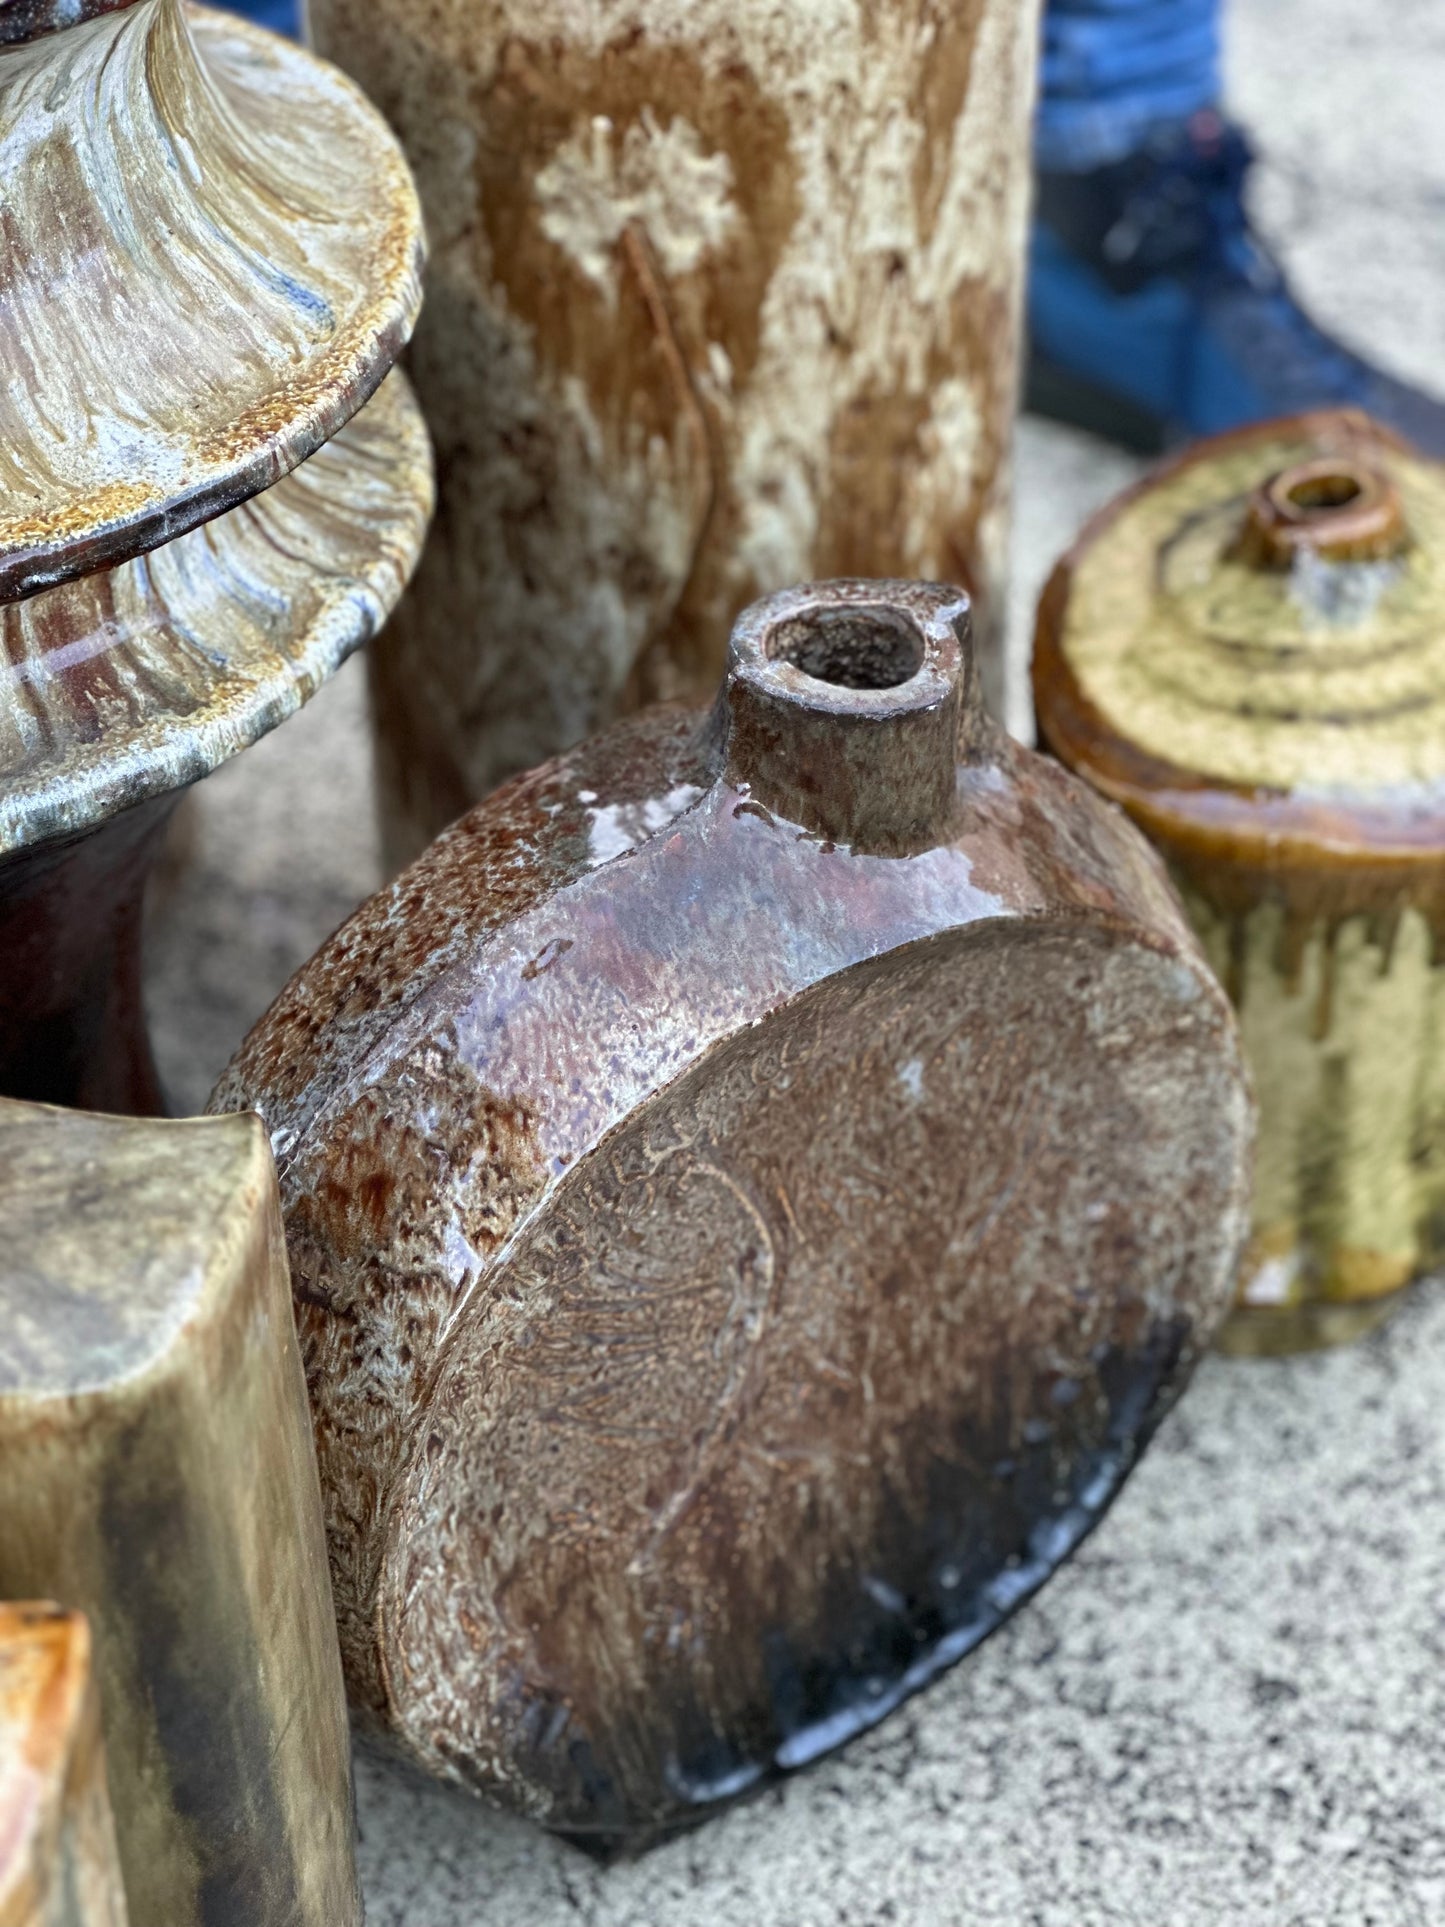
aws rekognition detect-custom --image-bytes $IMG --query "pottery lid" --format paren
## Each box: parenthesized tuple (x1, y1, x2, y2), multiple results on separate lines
(0, 370, 431, 856)
(0, 0, 423, 602)
(1034, 411, 1445, 852)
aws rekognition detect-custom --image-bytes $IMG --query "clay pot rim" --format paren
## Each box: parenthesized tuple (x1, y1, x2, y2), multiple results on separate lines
(729, 578, 970, 719)
(1031, 408, 1445, 863)
(0, 371, 432, 858)
(0, 0, 424, 602)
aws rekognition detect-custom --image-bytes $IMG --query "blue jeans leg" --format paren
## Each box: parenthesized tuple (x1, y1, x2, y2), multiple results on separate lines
(1037, 0, 1223, 171)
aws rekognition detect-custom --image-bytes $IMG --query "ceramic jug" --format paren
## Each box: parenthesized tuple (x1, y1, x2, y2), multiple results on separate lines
(213, 578, 1253, 1847)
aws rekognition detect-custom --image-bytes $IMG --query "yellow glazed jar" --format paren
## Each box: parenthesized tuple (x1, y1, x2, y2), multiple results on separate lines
(1034, 410, 1445, 1355)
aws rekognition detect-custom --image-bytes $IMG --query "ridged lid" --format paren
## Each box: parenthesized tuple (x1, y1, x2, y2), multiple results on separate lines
(0, 0, 424, 601)
(0, 369, 432, 854)
(1034, 411, 1445, 854)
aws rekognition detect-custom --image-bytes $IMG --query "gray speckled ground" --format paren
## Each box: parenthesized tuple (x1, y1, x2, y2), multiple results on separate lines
(146, 0, 1445, 1916)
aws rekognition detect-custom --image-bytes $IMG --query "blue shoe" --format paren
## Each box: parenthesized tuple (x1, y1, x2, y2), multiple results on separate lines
(1027, 110, 1445, 457)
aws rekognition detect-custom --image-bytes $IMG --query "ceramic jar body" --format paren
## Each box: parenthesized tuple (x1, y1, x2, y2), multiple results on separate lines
(214, 581, 1253, 1846)
(306, 0, 1041, 863)
(1150, 847, 1445, 1350)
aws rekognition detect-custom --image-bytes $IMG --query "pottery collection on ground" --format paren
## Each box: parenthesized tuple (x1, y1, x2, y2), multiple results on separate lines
(0, 0, 1435, 1915)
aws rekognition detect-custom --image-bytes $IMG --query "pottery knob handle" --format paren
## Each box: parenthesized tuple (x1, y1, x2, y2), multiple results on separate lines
(720, 578, 978, 854)
(1237, 454, 1408, 568)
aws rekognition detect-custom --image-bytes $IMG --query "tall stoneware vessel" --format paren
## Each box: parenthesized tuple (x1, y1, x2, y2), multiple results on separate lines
(0, 0, 430, 1113)
(0, 1101, 361, 1927)
(1034, 410, 1445, 1354)
(213, 579, 1253, 1847)
(307, 0, 1042, 862)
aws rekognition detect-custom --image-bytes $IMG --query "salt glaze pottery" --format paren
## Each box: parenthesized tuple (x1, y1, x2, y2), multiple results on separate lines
(307, 0, 1043, 864)
(212, 578, 1254, 1848)
(1034, 409, 1445, 1354)
(0, 1604, 129, 1926)
(0, 1101, 361, 1927)
(0, 371, 434, 1114)
(0, 0, 423, 600)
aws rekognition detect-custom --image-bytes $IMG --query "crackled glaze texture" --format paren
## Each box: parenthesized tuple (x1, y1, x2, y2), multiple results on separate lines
(0, 1605, 129, 1927)
(0, 372, 433, 1113)
(213, 579, 1253, 1848)
(0, 1103, 360, 1927)
(307, 0, 1041, 862)
(1034, 410, 1445, 1354)
(0, 0, 423, 599)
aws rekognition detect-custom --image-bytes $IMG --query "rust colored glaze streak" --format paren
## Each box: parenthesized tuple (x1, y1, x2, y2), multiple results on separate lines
(306, 0, 1041, 863)
(0, 1604, 129, 1925)
(212, 580, 1254, 1847)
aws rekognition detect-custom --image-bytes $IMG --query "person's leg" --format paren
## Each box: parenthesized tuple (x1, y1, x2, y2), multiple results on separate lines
(210, 0, 299, 39)
(1036, 0, 1220, 172)
(1028, 0, 1445, 454)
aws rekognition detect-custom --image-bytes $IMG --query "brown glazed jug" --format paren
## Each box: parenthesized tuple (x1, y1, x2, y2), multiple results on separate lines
(212, 579, 1253, 1849)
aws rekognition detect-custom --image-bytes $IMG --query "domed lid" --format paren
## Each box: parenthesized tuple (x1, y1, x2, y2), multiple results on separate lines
(0, 0, 423, 601)
(1033, 411, 1445, 854)
(0, 369, 431, 855)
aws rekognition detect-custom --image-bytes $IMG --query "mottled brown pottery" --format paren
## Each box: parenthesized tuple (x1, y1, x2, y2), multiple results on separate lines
(213, 578, 1253, 1848)
(0, 373, 433, 1112)
(307, 0, 1042, 864)
(0, 1604, 129, 1926)
(0, 0, 423, 599)
(1033, 409, 1445, 1354)
(0, 1102, 360, 1927)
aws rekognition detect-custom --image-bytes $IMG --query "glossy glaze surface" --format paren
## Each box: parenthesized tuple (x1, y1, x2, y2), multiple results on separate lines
(214, 580, 1253, 1845)
(0, 373, 432, 1114)
(0, 1604, 129, 1926)
(0, 0, 424, 600)
(1034, 410, 1445, 1351)
(1, 370, 432, 854)
(0, 1104, 361, 1926)
(308, 0, 1040, 860)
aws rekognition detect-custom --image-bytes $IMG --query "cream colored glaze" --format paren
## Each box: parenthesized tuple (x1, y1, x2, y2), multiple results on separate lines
(0, 0, 423, 599)
(0, 370, 433, 854)
(308, 0, 1040, 860)
(1182, 886, 1445, 1313)
(1060, 427, 1445, 794)
(0, 1103, 360, 1927)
